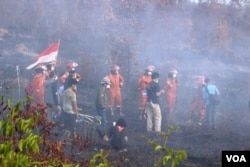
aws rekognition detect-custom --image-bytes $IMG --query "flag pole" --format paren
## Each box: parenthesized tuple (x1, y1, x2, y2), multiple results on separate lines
(16, 65, 20, 100)
(56, 39, 60, 66)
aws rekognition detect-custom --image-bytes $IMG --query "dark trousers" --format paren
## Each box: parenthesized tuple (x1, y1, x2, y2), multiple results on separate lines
(206, 104, 216, 129)
(62, 112, 76, 132)
(97, 108, 107, 134)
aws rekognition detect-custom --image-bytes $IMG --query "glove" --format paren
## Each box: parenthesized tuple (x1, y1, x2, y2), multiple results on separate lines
(103, 135, 109, 142)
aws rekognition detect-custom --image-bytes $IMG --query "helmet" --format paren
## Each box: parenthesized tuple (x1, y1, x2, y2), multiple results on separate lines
(198, 76, 205, 83)
(146, 65, 155, 72)
(67, 61, 78, 68)
(169, 68, 178, 74)
(101, 77, 111, 85)
(110, 64, 120, 71)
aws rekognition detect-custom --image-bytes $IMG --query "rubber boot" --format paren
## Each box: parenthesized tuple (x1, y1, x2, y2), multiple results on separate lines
(117, 107, 124, 117)
(110, 107, 114, 116)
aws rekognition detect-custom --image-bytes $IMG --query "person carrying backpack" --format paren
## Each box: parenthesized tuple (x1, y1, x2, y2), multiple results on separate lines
(204, 77, 220, 130)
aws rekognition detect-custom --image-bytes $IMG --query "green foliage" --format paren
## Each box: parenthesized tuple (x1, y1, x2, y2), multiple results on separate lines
(144, 125, 187, 167)
(0, 97, 43, 166)
(0, 96, 78, 167)
(89, 149, 113, 167)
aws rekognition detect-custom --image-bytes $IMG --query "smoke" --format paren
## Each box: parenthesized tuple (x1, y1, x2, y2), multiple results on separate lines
(0, 0, 250, 137)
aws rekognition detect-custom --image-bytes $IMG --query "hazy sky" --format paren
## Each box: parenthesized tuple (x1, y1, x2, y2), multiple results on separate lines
(189, 0, 231, 4)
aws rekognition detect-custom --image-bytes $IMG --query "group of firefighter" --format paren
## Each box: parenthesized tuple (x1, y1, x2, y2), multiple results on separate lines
(25, 61, 220, 137)
(137, 66, 219, 132)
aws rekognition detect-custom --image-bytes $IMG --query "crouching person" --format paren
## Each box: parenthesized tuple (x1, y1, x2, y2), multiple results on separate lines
(97, 118, 128, 152)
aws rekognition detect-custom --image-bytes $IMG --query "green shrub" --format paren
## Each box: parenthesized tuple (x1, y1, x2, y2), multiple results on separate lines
(144, 125, 187, 167)
(0, 96, 77, 167)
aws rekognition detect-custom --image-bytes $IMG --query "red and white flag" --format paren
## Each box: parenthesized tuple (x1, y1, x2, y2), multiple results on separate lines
(26, 40, 60, 70)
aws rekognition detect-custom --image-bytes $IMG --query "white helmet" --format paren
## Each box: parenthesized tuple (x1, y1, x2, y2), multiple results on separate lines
(101, 77, 111, 85)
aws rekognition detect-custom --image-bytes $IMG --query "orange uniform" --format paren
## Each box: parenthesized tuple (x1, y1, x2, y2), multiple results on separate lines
(138, 75, 152, 110)
(188, 76, 206, 125)
(60, 61, 81, 83)
(189, 84, 206, 118)
(107, 73, 124, 107)
(163, 69, 179, 121)
(164, 77, 178, 120)
(60, 71, 81, 83)
(28, 73, 46, 108)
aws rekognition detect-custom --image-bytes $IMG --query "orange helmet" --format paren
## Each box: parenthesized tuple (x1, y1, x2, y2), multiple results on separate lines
(67, 61, 78, 69)
(110, 64, 120, 71)
(146, 65, 155, 72)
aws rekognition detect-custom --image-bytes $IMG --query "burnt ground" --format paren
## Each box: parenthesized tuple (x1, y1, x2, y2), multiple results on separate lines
(1, 79, 247, 167)
(69, 93, 250, 167)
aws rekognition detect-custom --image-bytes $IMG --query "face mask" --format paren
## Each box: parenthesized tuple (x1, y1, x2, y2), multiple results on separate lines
(106, 85, 110, 89)
(51, 66, 55, 71)
(172, 74, 177, 78)
(147, 71, 152, 76)
(54, 76, 58, 80)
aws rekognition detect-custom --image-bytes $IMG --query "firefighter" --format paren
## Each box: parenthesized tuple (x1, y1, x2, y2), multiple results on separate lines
(106, 64, 124, 116)
(137, 65, 155, 120)
(60, 61, 81, 83)
(27, 64, 47, 109)
(58, 61, 81, 96)
(187, 76, 206, 126)
(164, 68, 179, 122)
